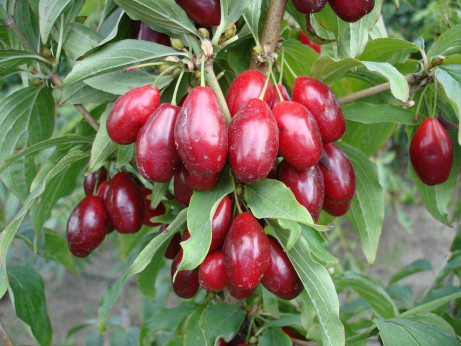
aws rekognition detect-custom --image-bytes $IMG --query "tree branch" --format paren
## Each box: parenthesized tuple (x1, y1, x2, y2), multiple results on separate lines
(249, 0, 288, 72)
(0, 319, 14, 346)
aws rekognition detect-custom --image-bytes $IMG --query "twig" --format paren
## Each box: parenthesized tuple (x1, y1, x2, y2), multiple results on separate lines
(249, 0, 288, 72)
(0, 319, 14, 346)
(338, 73, 428, 106)
(205, 63, 232, 125)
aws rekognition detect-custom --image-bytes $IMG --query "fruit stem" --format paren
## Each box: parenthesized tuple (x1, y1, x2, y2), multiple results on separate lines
(124, 61, 170, 72)
(431, 79, 438, 118)
(200, 53, 206, 87)
(152, 65, 177, 88)
(233, 189, 243, 214)
(414, 83, 430, 122)
(171, 67, 186, 106)
(278, 49, 285, 85)
(282, 53, 298, 79)
(204, 63, 232, 125)
(270, 69, 284, 102)
(259, 60, 273, 101)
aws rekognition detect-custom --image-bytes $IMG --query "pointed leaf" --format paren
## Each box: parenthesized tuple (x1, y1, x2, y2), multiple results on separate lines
(39, 0, 73, 42)
(199, 303, 245, 345)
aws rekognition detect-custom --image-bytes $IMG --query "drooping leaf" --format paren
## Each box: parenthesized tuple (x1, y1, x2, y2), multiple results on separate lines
(242, 0, 262, 45)
(199, 303, 245, 345)
(137, 238, 168, 299)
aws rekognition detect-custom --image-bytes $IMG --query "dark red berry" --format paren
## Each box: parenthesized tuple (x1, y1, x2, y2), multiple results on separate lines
(165, 231, 181, 259)
(227, 282, 255, 299)
(199, 250, 228, 291)
(141, 188, 166, 227)
(174, 162, 194, 206)
(132, 21, 170, 46)
(292, 0, 327, 13)
(184, 169, 220, 191)
(171, 250, 199, 298)
(84, 166, 108, 196)
(328, 0, 375, 22)
(176, 0, 221, 27)
(107, 85, 160, 145)
(66, 196, 108, 257)
(209, 196, 232, 253)
(410, 117, 453, 186)
(322, 199, 351, 217)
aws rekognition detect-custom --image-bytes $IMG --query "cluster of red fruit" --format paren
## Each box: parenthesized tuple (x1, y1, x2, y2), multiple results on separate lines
(66, 168, 166, 257)
(292, 0, 375, 23)
(165, 207, 303, 301)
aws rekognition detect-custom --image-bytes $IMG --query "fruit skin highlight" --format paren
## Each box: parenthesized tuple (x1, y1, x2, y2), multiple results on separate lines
(175, 0, 221, 27)
(328, 0, 375, 23)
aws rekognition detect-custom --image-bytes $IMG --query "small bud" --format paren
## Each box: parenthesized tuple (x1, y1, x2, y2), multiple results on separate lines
(40, 47, 53, 59)
(249, 336, 258, 344)
(157, 64, 175, 75)
(170, 38, 185, 51)
(224, 23, 237, 40)
(194, 70, 201, 79)
(430, 55, 445, 67)
(32, 79, 43, 86)
(252, 45, 263, 57)
(198, 28, 210, 39)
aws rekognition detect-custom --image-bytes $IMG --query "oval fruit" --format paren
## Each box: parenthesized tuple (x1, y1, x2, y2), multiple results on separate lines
(279, 161, 324, 222)
(227, 282, 255, 299)
(410, 117, 453, 186)
(209, 196, 232, 253)
(226, 70, 273, 117)
(174, 162, 194, 206)
(292, 77, 345, 143)
(136, 103, 181, 182)
(223, 212, 270, 290)
(228, 99, 279, 184)
(66, 196, 108, 257)
(292, 0, 327, 13)
(176, 0, 221, 27)
(105, 172, 145, 233)
(261, 235, 303, 300)
(107, 85, 160, 145)
(164, 231, 181, 259)
(272, 101, 322, 169)
(141, 188, 166, 227)
(84, 166, 108, 195)
(328, 0, 375, 22)
(132, 21, 170, 46)
(199, 250, 228, 291)
(323, 199, 351, 217)
(184, 169, 220, 191)
(174, 87, 227, 175)
(171, 250, 199, 298)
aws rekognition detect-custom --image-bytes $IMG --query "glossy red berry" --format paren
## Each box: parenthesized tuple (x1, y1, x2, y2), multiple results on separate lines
(164, 231, 181, 259)
(141, 188, 166, 227)
(107, 85, 160, 145)
(132, 21, 170, 46)
(227, 282, 255, 299)
(216, 339, 228, 346)
(66, 196, 108, 257)
(270, 84, 292, 109)
(174, 87, 227, 175)
(292, 0, 327, 13)
(199, 250, 228, 291)
(272, 101, 323, 170)
(320, 143, 356, 216)
(261, 235, 303, 300)
(105, 172, 145, 233)
(223, 212, 270, 290)
(84, 166, 108, 196)
(209, 196, 232, 253)
(174, 163, 194, 206)
(96, 180, 110, 200)
(226, 70, 273, 117)
(171, 250, 199, 298)
(323, 199, 351, 217)
(176, 0, 221, 27)
(184, 169, 220, 191)
(410, 117, 453, 186)
(279, 161, 324, 222)
(292, 77, 345, 143)
(228, 99, 279, 184)
(298, 31, 321, 54)
(328, 0, 375, 22)
(136, 103, 181, 182)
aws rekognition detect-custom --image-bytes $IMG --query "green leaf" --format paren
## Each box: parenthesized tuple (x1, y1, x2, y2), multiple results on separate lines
(178, 167, 234, 272)
(109, 327, 139, 346)
(262, 286, 279, 318)
(115, 143, 134, 169)
(278, 219, 302, 251)
(97, 8, 127, 47)
(0, 87, 55, 201)
(242, 0, 262, 45)
(358, 38, 422, 63)
(143, 302, 197, 334)
(149, 181, 169, 209)
(267, 220, 344, 346)
(244, 179, 328, 232)
(199, 303, 245, 345)
(407, 312, 457, 336)
(337, 142, 384, 264)
(212, 0, 251, 46)
(62, 23, 102, 60)
(0, 49, 49, 68)
(86, 106, 118, 175)
(184, 307, 206, 346)
(281, 40, 320, 87)
(342, 103, 416, 124)
(389, 259, 432, 285)
(428, 25, 461, 59)
(129, 208, 186, 275)
(401, 292, 461, 318)
(39, 0, 72, 42)
(118, 226, 151, 261)
(338, 271, 398, 318)
(7, 265, 52, 346)
(342, 121, 396, 156)
(98, 272, 131, 335)
(0, 150, 90, 299)
(259, 327, 292, 346)
(301, 225, 338, 264)
(41, 228, 74, 272)
(137, 239, 167, 299)
(59, 82, 116, 106)
(375, 317, 460, 346)
(15, 0, 40, 51)
(113, 0, 196, 35)
(63, 39, 183, 86)
(436, 65, 461, 144)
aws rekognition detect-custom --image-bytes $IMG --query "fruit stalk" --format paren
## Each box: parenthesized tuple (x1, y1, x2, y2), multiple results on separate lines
(249, 0, 288, 72)
(205, 63, 232, 125)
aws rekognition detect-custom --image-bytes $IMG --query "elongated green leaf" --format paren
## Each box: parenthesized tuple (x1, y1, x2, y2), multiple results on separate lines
(389, 259, 432, 285)
(358, 38, 421, 63)
(242, 0, 262, 45)
(259, 327, 292, 346)
(342, 103, 415, 124)
(401, 292, 461, 318)
(339, 271, 398, 318)
(267, 220, 344, 346)
(97, 7, 126, 47)
(59, 82, 116, 106)
(262, 287, 279, 318)
(178, 167, 234, 272)
(244, 179, 328, 232)
(62, 23, 102, 60)
(63, 39, 183, 86)
(41, 228, 74, 272)
(408, 312, 457, 336)
(137, 239, 167, 299)
(281, 40, 320, 87)
(342, 121, 396, 156)
(113, 0, 196, 35)
(143, 302, 197, 334)
(184, 307, 206, 346)
(129, 208, 186, 274)
(115, 143, 134, 169)
(199, 303, 245, 345)
(338, 142, 384, 265)
(0, 49, 48, 68)
(212, 0, 252, 46)
(0, 87, 55, 201)
(375, 317, 460, 346)
(0, 150, 90, 299)
(8, 265, 52, 346)
(15, 0, 40, 51)
(428, 25, 461, 59)
(86, 106, 117, 175)
(301, 225, 338, 264)
(119, 227, 151, 261)
(39, 0, 72, 42)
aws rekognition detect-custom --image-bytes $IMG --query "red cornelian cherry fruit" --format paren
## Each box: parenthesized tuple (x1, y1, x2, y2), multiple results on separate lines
(174, 162, 194, 206)
(140, 188, 166, 227)
(175, 0, 221, 27)
(132, 21, 170, 46)
(84, 166, 108, 196)
(171, 250, 199, 298)
(199, 250, 228, 291)
(292, 0, 327, 13)
(328, 0, 375, 22)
